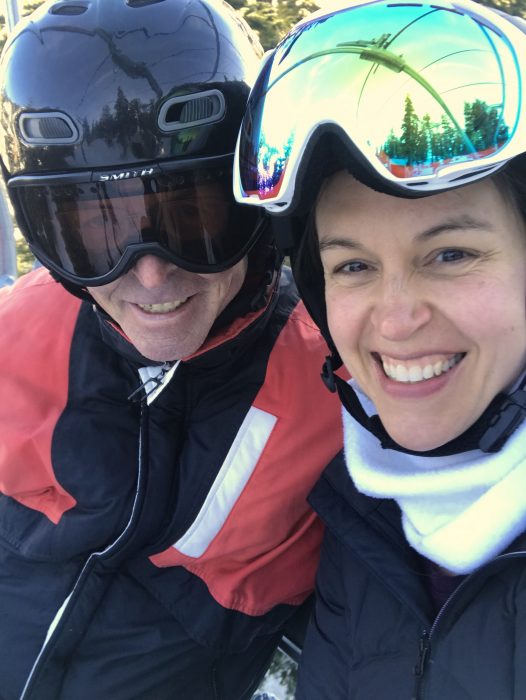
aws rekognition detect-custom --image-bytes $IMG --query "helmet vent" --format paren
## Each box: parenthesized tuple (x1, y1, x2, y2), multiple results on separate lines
(19, 112, 79, 145)
(158, 90, 226, 132)
(49, 2, 89, 14)
(126, 0, 166, 6)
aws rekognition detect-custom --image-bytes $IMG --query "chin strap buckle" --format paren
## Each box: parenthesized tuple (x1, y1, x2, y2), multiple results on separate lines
(478, 389, 526, 452)
(321, 355, 337, 393)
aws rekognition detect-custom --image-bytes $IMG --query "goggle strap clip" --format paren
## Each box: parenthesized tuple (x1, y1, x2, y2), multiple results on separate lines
(271, 217, 299, 255)
(478, 387, 526, 453)
(128, 362, 175, 403)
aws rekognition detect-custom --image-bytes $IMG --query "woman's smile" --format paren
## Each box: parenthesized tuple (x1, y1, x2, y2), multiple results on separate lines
(376, 352, 464, 383)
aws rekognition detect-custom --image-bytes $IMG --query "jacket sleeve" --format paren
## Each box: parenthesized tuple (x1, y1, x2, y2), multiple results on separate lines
(0, 270, 80, 523)
(295, 528, 349, 699)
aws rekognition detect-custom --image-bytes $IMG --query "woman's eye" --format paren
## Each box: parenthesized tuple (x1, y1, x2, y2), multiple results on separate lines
(338, 260, 370, 273)
(434, 248, 472, 263)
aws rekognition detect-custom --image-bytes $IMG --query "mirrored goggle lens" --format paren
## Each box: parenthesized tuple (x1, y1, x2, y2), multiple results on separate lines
(238, 0, 522, 201)
(14, 166, 259, 280)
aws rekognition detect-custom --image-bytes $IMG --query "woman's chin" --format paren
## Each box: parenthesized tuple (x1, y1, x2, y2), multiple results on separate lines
(380, 423, 460, 454)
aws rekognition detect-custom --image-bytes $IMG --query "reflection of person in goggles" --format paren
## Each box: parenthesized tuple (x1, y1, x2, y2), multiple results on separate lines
(235, 0, 526, 698)
(10, 161, 263, 286)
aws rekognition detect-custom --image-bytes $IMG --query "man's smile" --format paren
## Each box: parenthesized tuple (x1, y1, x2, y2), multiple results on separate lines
(136, 298, 190, 314)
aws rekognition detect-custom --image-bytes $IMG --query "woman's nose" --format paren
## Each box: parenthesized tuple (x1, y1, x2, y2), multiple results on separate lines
(370, 278, 432, 341)
(131, 254, 177, 288)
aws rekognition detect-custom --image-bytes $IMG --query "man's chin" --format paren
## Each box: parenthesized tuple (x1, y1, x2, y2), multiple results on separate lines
(131, 333, 208, 363)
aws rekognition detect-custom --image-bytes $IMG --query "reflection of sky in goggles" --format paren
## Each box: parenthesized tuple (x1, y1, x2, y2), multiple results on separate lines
(9, 162, 261, 285)
(234, 0, 526, 211)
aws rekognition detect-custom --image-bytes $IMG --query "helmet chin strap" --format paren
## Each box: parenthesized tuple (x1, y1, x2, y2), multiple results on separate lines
(321, 352, 526, 456)
(49, 269, 93, 303)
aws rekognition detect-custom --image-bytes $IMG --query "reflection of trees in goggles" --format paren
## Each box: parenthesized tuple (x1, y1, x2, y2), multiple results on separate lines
(380, 96, 508, 177)
(240, 1, 517, 199)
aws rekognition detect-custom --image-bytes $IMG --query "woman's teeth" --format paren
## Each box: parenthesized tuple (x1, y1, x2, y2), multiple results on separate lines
(381, 353, 463, 383)
(137, 299, 187, 314)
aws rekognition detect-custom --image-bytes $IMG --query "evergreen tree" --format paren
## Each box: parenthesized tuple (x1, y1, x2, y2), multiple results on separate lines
(440, 114, 461, 159)
(239, 0, 319, 50)
(416, 113, 433, 164)
(400, 95, 421, 165)
(383, 129, 401, 159)
(430, 126, 445, 162)
(464, 99, 506, 152)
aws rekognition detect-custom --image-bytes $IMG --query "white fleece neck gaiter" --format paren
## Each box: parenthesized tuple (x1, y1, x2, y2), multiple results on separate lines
(342, 382, 526, 574)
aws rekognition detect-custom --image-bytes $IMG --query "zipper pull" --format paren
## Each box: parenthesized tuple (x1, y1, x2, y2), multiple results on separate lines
(412, 630, 430, 700)
(127, 362, 173, 402)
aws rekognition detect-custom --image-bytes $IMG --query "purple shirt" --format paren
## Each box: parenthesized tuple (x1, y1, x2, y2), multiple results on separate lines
(422, 558, 465, 613)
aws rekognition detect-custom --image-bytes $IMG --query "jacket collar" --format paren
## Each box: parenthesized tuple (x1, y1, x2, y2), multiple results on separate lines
(312, 453, 526, 626)
(311, 454, 435, 624)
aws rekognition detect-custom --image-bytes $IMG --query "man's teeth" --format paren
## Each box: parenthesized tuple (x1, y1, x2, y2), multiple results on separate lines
(382, 353, 463, 383)
(137, 299, 187, 313)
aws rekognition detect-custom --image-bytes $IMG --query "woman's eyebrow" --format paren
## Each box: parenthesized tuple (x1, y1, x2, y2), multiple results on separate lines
(319, 216, 494, 251)
(417, 215, 494, 240)
(319, 237, 363, 252)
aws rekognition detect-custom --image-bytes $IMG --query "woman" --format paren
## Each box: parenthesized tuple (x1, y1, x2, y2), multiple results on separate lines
(234, 0, 526, 697)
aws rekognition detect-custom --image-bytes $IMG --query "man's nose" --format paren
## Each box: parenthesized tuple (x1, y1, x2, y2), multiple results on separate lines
(370, 278, 432, 341)
(131, 254, 177, 288)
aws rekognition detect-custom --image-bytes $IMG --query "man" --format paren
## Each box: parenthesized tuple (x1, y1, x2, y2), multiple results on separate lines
(0, 1, 342, 699)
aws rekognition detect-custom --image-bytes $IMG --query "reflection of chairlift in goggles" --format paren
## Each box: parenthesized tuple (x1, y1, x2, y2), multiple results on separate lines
(8, 155, 263, 287)
(234, 0, 526, 213)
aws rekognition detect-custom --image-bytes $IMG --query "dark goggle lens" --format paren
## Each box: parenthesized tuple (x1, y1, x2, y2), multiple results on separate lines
(15, 166, 259, 281)
(238, 0, 521, 201)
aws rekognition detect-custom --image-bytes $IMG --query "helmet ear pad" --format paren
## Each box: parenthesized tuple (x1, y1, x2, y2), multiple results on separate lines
(497, 152, 526, 226)
(291, 211, 330, 338)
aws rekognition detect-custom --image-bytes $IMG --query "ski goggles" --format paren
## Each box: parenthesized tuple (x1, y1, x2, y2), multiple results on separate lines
(234, 0, 526, 213)
(8, 157, 262, 286)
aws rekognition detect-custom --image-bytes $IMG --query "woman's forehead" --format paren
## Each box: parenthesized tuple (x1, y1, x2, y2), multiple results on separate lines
(315, 171, 505, 236)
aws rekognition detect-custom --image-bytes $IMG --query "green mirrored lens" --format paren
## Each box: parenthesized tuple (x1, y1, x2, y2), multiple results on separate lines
(239, 1, 519, 199)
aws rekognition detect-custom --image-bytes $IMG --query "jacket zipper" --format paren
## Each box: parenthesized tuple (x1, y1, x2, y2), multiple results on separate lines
(412, 629, 430, 700)
(18, 370, 176, 699)
(412, 550, 526, 700)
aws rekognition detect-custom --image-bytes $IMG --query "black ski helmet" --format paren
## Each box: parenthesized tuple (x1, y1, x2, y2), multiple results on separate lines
(0, 0, 265, 285)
